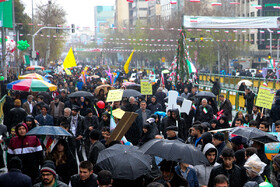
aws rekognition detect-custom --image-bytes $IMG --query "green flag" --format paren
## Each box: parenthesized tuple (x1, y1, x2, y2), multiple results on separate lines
(0, 0, 13, 28)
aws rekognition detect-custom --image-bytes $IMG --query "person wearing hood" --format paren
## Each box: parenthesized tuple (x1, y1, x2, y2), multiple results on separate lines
(169, 109, 187, 141)
(24, 115, 37, 131)
(243, 154, 265, 186)
(99, 112, 110, 130)
(210, 119, 219, 130)
(138, 124, 154, 146)
(146, 117, 159, 137)
(45, 139, 78, 184)
(195, 143, 220, 186)
(147, 96, 163, 114)
(7, 122, 43, 183)
(272, 154, 280, 187)
(217, 115, 230, 129)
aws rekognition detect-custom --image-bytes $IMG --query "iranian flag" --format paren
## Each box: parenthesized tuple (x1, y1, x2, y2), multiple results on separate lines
(170, 0, 177, 4)
(203, 107, 208, 114)
(190, 17, 198, 23)
(186, 59, 197, 74)
(274, 6, 280, 9)
(211, 2, 222, 6)
(260, 30, 265, 34)
(161, 72, 165, 85)
(192, 104, 196, 110)
(277, 31, 280, 34)
(43, 136, 58, 152)
(190, 0, 200, 2)
(252, 4, 262, 9)
(263, 81, 268, 87)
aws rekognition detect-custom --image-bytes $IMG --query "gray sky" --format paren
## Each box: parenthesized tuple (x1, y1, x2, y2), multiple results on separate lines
(21, 0, 115, 28)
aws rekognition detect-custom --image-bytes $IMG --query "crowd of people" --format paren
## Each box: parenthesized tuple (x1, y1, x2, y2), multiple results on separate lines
(0, 66, 280, 187)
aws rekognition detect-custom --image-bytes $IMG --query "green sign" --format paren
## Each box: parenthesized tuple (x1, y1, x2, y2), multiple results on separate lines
(0, 0, 13, 28)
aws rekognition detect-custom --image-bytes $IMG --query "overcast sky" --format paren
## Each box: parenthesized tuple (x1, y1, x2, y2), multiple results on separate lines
(21, 0, 115, 28)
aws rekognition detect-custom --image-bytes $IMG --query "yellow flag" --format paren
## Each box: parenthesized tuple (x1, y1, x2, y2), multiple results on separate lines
(63, 47, 77, 69)
(124, 49, 135, 74)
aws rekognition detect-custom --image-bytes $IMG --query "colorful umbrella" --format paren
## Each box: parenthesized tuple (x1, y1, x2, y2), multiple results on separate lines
(18, 73, 51, 83)
(26, 66, 45, 70)
(7, 79, 57, 92)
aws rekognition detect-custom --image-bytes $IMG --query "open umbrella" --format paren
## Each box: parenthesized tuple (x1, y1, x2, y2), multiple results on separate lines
(139, 139, 209, 165)
(43, 70, 53, 73)
(7, 79, 57, 92)
(96, 144, 152, 180)
(68, 91, 94, 98)
(18, 73, 51, 83)
(90, 75, 100, 79)
(237, 80, 253, 87)
(122, 89, 142, 98)
(26, 126, 72, 136)
(162, 69, 170, 74)
(195, 91, 216, 98)
(26, 66, 45, 70)
(126, 84, 141, 92)
(231, 127, 278, 144)
(95, 84, 115, 95)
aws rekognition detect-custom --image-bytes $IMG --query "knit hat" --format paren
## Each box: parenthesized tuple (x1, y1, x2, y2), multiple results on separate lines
(273, 154, 280, 169)
(41, 160, 56, 176)
(14, 99, 21, 107)
(15, 123, 28, 136)
(166, 125, 178, 132)
(231, 136, 243, 145)
(213, 132, 225, 141)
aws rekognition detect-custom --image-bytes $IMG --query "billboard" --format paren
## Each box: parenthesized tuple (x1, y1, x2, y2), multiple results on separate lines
(183, 16, 280, 29)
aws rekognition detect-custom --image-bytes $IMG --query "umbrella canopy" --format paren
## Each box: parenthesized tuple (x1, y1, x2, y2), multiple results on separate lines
(231, 127, 279, 144)
(45, 74, 53, 78)
(126, 84, 141, 92)
(162, 69, 170, 74)
(122, 89, 142, 98)
(122, 82, 135, 86)
(26, 66, 45, 70)
(90, 75, 100, 79)
(43, 70, 53, 73)
(26, 126, 72, 136)
(18, 73, 51, 83)
(164, 96, 185, 103)
(139, 139, 209, 165)
(96, 144, 152, 180)
(95, 84, 115, 95)
(237, 80, 253, 87)
(68, 91, 94, 98)
(7, 79, 57, 92)
(195, 91, 216, 98)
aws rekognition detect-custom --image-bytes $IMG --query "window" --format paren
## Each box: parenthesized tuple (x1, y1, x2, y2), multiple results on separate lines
(251, 12, 255, 17)
(251, 34, 255, 44)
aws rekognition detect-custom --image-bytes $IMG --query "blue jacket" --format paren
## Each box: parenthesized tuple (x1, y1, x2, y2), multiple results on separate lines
(0, 169, 32, 187)
(175, 165, 199, 187)
(35, 114, 54, 126)
(77, 81, 83, 91)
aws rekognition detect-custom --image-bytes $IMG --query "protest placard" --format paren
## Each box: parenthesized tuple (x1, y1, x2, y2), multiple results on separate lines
(265, 142, 280, 160)
(106, 89, 123, 102)
(255, 86, 275, 110)
(140, 79, 153, 95)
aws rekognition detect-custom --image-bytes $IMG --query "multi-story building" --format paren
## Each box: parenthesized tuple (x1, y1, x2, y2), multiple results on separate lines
(129, 0, 149, 27)
(94, 6, 115, 45)
(115, 0, 129, 30)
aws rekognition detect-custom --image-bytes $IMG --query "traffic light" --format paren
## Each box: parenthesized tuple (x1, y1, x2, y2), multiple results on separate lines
(56, 24, 59, 33)
(200, 35, 203, 42)
(268, 53, 271, 60)
(71, 24, 75, 33)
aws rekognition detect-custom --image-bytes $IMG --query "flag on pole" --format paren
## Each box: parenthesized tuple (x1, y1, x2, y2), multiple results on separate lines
(124, 49, 135, 74)
(263, 81, 268, 87)
(161, 72, 165, 85)
(63, 47, 77, 69)
(192, 104, 196, 110)
(43, 135, 58, 152)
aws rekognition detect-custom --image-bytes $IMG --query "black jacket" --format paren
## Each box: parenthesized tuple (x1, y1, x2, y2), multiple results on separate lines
(270, 98, 280, 123)
(148, 102, 163, 114)
(208, 163, 247, 187)
(210, 79, 220, 96)
(88, 141, 105, 165)
(6, 107, 27, 132)
(219, 99, 232, 122)
(0, 169, 32, 187)
(70, 173, 98, 187)
(244, 91, 255, 113)
(196, 105, 213, 123)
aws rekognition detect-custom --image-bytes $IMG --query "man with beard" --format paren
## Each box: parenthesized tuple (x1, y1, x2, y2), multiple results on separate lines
(195, 143, 220, 186)
(147, 96, 162, 114)
(57, 108, 71, 126)
(34, 161, 67, 187)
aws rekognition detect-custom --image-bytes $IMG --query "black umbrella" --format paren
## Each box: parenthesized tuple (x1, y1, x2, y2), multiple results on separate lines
(68, 91, 94, 98)
(164, 96, 185, 103)
(195, 91, 216, 98)
(122, 89, 142, 98)
(139, 139, 209, 165)
(96, 144, 152, 180)
(231, 127, 278, 143)
(126, 84, 141, 92)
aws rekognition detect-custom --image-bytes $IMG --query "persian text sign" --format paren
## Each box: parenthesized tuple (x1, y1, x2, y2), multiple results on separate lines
(255, 86, 274, 109)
